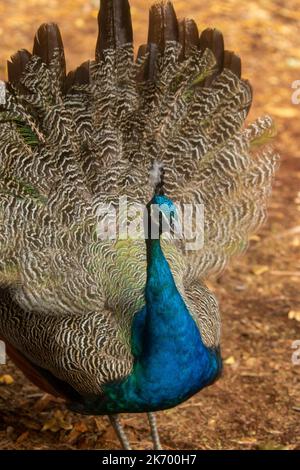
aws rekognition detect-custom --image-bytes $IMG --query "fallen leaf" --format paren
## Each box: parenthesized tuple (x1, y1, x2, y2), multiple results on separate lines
(224, 356, 236, 365)
(74, 421, 88, 433)
(34, 393, 55, 412)
(208, 418, 216, 429)
(288, 310, 300, 322)
(42, 410, 73, 433)
(231, 437, 257, 445)
(0, 374, 14, 385)
(257, 441, 287, 450)
(249, 235, 261, 242)
(251, 265, 269, 276)
(94, 417, 105, 433)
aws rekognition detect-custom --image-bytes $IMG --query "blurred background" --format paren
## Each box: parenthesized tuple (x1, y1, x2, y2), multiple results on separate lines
(0, 0, 300, 450)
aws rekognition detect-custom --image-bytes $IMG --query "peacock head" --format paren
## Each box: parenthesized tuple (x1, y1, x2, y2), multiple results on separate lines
(145, 194, 180, 239)
(145, 161, 181, 239)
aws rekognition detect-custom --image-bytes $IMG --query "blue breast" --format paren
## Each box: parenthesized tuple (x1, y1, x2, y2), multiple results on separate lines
(97, 240, 222, 414)
(72, 238, 221, 415)
(128, 305, 221, 411)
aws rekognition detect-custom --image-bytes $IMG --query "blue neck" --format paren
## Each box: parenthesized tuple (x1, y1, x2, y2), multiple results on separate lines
(82, 236, 221, 415)
(132, 238, 220, 403)
(141, 237, 200, 357)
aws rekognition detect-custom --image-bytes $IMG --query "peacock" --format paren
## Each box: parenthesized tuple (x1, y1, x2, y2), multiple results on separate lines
(0, 0, 278, 450)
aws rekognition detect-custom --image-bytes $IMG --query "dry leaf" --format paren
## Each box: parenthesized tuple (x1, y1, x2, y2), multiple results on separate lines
(94, 417, 105, 433)
(224, 356, 236, 365)
(0, 374, 14, 385)
(258, 441, 287, 450)
(288, 310, 300, 322)
(208, 419, 216, 429)
(249, 235, 261, 242)
(74, 421, 88, 433)
(252, 265, 269, 276)
(34, 393, 55, 412)
(42, 410, 73, 433)
(232, 437, 258, 445)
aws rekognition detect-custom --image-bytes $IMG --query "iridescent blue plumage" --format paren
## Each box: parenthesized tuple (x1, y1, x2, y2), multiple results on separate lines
(78, 195, 222, 415)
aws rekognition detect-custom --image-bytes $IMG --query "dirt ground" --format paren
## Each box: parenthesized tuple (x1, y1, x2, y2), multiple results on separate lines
(0, 0, 300, 450)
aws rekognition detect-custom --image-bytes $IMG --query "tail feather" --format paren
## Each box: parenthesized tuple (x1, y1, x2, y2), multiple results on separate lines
(33, 22, 66, 92)
(178, 19, 199, 60)
(148, 1, 179, 49)
(96, 0, 133, 61)
(199, 28, 224, 86)
(223, 50, 242, 78)
(64, 60, 91, 94)
(7, 49, 32, 86)
(136, 43, 158, 82)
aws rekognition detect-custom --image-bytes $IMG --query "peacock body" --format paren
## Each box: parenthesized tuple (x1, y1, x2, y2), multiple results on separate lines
(0, 0, 278, 448)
